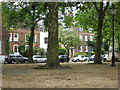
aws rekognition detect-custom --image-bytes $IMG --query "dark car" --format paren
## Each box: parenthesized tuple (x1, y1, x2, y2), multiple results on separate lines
(5, 54, 28, 64)
(59, 55, 69, 63)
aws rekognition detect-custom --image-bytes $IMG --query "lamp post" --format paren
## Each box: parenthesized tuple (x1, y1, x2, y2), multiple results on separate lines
(110, 3, 116, 67)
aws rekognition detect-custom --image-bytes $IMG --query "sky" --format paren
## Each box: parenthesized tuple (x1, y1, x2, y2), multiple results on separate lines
(0, 0, 3, 2)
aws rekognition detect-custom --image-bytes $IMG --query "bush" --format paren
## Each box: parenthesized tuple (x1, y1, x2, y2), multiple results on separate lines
(74, 52, 87, 57)
(59, 48, 67, 55)
(18, 45, 46, 57)
(33, 48, 46, 56)
(87, 51, 94, 56)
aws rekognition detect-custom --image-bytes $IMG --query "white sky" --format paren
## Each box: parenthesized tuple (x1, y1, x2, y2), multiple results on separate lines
(0, 0, 3, 2)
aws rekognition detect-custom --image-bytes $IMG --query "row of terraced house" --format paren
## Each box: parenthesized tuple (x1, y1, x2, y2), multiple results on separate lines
(0, 26, 95, 57)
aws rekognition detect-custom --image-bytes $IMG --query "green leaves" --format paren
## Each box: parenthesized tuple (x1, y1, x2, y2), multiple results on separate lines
(59, 28, 80, 50)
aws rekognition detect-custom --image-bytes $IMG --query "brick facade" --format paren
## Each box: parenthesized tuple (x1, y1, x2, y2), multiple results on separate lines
(71, 27, 95, 55)
(9, 29, 40, 53)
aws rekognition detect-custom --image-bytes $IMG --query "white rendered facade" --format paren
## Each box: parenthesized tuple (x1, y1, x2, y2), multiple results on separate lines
(40, 32, 48, 50)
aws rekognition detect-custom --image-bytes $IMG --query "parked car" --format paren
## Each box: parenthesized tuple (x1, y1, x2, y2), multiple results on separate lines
(5, 54, 28, 64)
(59, 55, 69, 63)
(33, 55, 47, 63)
(103, 56, 111, 61)
(89, 55, 95, 61)
(70, 55, 88, 62)
(89, 55, 104, 61)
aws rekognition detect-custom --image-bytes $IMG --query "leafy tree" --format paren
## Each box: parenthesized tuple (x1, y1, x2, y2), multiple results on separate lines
(115, 2, 120, 52)
(2, 2, 46, 63)
(87, 39, 96, 52)
(59, 28, 80, 60)
(75, 2, 109, 64)
(18, 45, 26, 55)
(33, 48, 46, 56)
(59, 47, 67, 55)
(5, 39, 10, 54)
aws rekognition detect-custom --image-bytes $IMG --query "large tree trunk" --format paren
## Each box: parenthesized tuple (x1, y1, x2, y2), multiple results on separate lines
(28, 26, 35, 63)
(94, 13, 103, 64)
(46, 2, 60, 68)
(93, 2, 109, 64)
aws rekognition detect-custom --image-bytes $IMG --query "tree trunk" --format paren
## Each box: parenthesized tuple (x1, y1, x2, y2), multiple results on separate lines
(67, 49, 70, 62)
(28, 26, 35, 63)
(46, 2, 60, 68)
(94, 4, 104, 64)
(93, 2, 109, 64)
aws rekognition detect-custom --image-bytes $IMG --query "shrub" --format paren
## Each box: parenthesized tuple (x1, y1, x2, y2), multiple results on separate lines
(59, 48, 67, 55)
(74, 52, 87, 57)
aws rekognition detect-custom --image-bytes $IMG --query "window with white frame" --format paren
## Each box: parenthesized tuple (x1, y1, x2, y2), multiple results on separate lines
(85, 35, 88, 41)
(80, 35, 83, 41)
(14, 33, 19, 41)
(13, 45, 18, 53)
(90, 35, 93, 41)
(79, 46, 83, 52)
(9, 33, 12, 41)
(0, 41, 1, 54)
(85, 46, 88, 52)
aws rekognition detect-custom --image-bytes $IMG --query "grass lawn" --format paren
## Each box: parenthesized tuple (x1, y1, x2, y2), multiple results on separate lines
(1, 62, 119, 88)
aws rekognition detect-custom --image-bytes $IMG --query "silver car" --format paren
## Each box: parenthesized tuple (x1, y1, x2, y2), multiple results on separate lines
(5, 54, 28, 64)
(33, 55, 47, 63)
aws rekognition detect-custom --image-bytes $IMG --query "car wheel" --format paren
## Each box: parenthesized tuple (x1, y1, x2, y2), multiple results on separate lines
(77, 59, 79, 62)
(4, 61, 8, 64)
(24, 60, 28, 63)
(34, 60, 37, 63)
(11, 60, 15, 64)
(44, 60, 47, 63)
(72, 60, 76, 62)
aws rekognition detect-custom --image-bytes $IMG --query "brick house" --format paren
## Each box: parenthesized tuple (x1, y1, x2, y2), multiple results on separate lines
(73, 27, 95, 54)
(9, 28, 40, 53)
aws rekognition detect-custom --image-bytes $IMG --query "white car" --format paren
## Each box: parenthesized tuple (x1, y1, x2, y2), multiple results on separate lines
(33, 55, 47, 63)
(103, 56, 111, 61)
(70, 55, 88, 62)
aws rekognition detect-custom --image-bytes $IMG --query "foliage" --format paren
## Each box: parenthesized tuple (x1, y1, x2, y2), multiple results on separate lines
(59, 47, 67, 55)
(5, 39, 10, 54)
(75, 3, 97, 31)
(59, 28, 80, 50)
(74, 52, 87, 57)
(33, 48, 46, 56)
(87, 40, 96, 51)
(18, 45, 46, 57)
(2, 2, 47, 63)
(18, 45, 28, 57)
(87, 51, 94, 56)
(18, 45, 26, 55)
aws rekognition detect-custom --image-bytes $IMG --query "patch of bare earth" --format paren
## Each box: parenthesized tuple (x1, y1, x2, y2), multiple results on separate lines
(2, 62, 119, 88)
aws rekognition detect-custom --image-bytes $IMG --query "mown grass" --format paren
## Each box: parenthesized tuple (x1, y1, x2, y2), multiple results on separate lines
(2, 62, 119, 88)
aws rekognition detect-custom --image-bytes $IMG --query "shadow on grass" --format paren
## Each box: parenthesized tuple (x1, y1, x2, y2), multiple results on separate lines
(87, 62, 109, 65)
(32, 65, 71, 69)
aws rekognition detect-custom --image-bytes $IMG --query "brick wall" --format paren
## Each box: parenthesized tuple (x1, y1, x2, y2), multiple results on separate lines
(9, 29, 40, 52)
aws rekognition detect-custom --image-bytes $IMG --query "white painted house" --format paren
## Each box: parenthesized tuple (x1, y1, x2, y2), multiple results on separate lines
(40, 32, 48, 50)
